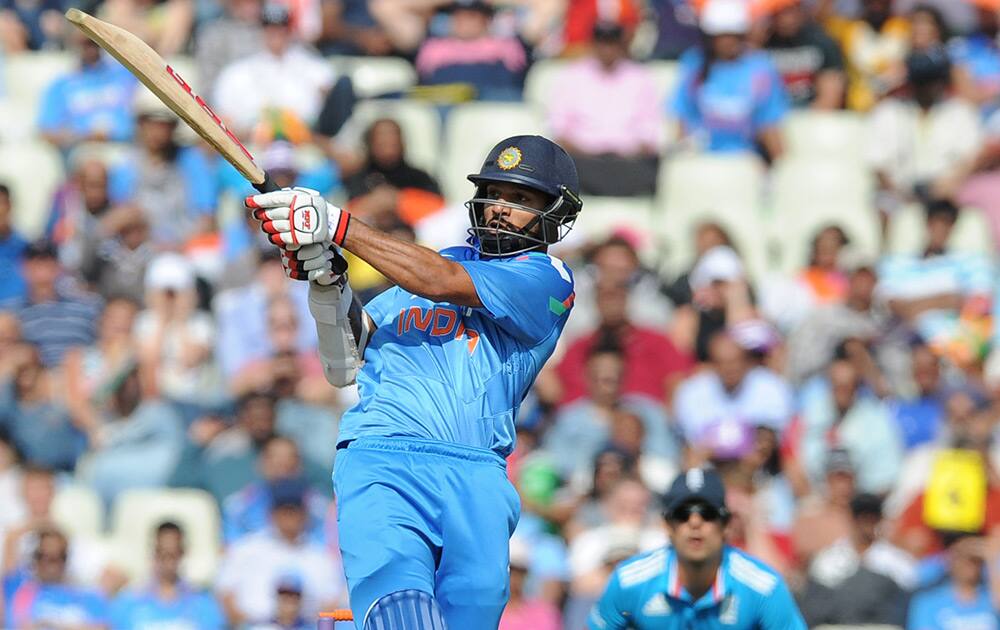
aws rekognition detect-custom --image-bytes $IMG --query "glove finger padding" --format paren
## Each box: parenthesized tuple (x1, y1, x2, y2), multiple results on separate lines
(280, 244, 346, 286)
(245, 187, 321, 210)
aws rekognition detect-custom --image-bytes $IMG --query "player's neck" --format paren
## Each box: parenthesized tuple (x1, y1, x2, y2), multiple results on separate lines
(678, 556, 721, 601)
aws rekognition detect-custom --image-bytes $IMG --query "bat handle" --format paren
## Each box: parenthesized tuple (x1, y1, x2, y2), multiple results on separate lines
(253, 172, 280, 193)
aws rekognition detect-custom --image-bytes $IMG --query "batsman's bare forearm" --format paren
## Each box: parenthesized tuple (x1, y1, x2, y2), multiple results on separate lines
(343, 218, 483, 307)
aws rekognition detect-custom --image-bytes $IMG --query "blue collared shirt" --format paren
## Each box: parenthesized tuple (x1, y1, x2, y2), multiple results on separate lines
(588, 545, 806, 630)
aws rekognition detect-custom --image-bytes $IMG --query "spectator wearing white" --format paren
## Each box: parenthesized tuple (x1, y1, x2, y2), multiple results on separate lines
(135, 253, 224, 422)
(547, 21, 662, 196)
(795, 359, 903, 495)
(195, 0, 263, 92)
(673, 331, 794, 443)
(213, 3, 336, 140)
(669, 244, 755, 363)
(866, 48, 981, 229)
(215, 477, 345, 626)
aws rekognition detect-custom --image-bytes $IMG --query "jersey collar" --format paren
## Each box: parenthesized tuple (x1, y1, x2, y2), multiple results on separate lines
(665, 546, 729, 609)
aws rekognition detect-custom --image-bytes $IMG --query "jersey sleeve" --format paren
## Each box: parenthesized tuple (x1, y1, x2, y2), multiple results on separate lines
(363, 286, 402, 328)
(459, 253, 574, 344)
(587, 570, 631, 630)
(756, 578, 808, 630)
(752, 59, 790, 130)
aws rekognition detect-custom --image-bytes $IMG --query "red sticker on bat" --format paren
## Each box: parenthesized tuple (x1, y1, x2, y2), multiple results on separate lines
(166, 65, 257, 164)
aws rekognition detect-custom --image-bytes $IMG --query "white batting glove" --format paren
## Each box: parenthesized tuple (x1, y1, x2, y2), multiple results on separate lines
(281, 243, 348, 287)
(246, 187, 352, 248)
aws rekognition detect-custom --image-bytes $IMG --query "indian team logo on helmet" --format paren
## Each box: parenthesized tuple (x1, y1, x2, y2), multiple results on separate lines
(496, 146, 522, 170)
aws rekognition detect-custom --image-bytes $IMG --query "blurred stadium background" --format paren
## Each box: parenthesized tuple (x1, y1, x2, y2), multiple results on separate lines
(2, 0, 1000, 628)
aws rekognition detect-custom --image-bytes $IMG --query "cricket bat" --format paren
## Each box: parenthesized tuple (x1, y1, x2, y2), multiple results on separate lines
(64, 8, 278, 193)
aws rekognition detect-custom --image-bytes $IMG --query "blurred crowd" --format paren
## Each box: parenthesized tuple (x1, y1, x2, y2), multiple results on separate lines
(5, 0, 1000, 628)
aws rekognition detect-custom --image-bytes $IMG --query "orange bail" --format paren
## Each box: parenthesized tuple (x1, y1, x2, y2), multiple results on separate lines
(319, 610, 355, 621)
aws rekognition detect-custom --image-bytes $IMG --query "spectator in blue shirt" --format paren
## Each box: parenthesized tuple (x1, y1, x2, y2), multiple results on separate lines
(588, 467, 807, 629)
(5, 528, 109, 630)
(37, 31, 138, 153)
(109, 521, 225, 630)
(907, 534, 1000, 630)
(952, 4, 1000, 116)
(669, 0, 789, 160)
(891, 343, 947, 451)
(0, 183, 28, 302)
(222, 436, 330, 544)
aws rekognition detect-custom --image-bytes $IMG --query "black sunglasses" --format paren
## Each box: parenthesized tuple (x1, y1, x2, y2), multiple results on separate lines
(668, 502, 726, 524)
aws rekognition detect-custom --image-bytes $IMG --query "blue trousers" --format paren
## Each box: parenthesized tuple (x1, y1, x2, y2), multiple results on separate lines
(332, 437, 521, 629)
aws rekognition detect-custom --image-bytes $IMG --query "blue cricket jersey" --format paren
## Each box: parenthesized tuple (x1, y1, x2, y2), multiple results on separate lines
(588, 546, 807, 630)
(109, 584, 225, 630)
(340, 246, 575, 457)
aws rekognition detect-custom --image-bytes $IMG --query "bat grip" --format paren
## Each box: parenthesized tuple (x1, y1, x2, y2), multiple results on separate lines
(253, 172, 280, 193)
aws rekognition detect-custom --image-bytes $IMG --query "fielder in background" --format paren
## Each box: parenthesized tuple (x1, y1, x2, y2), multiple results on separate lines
(589, 468, 808, 630)
(246, 135, 583, 630)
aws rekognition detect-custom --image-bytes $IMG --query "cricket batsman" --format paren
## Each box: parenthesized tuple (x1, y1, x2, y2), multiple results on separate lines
(245, 135, 583, 630)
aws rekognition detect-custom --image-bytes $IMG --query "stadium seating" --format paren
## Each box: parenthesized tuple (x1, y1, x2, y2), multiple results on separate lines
(109, 488, 221, 586)
(52, 483, 105, 540)
(347, 99, 442, 176)
(439, 102, 545, 203)
(770, 156, 879, 273)
(329, 55, 418, 99)
(655, 152, 769, 281)
(2, 51, 74, 112)
(887, 202, 995, 257)
(573, 196, 657, 260)
(0, 99, 37, 141)
(0, 140, 65, 239)
(783, 110, 867, 159)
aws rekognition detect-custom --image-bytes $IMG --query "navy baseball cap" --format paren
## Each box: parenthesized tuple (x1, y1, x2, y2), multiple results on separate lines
(269, 477, 308, 510)
(662, 468, 728, 515)
(261, 3, 291, 26)
(468, 135, 580, 200)
(24, 240, 58, 260)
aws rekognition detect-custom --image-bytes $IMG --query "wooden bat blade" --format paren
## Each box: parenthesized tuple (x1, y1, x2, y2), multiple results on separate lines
(65, 8, 275, 192)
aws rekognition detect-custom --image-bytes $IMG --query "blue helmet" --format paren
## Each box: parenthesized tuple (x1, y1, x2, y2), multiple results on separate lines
(466, 135, 583, 257)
